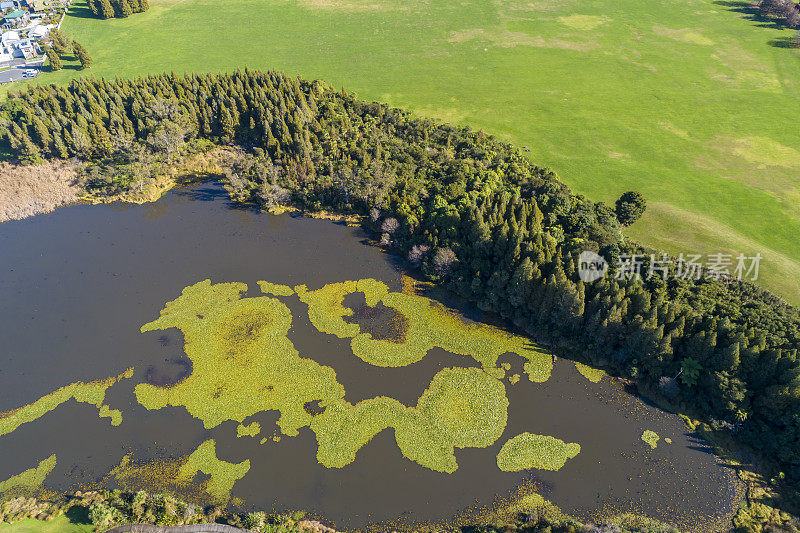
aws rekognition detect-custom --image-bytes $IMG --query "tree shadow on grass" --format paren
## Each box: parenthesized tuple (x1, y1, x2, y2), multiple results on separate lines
(67, 6, 98, 19)
(769, 36, 800, 47)
(712, 0, 795, 29)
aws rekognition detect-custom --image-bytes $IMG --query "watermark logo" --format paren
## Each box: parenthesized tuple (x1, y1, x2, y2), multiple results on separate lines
(576, 250, 762, 283)
(578, 250, 609, 283)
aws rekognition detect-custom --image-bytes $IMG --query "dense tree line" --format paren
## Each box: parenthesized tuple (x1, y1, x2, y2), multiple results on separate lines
(3, 70, 800, 507)
(757, 0, 800, 28)
(87, 0, 149, 19)
(0, 490, 678, 533)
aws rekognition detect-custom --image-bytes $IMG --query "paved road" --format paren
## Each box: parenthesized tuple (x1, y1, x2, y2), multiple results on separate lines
(0, 59, 42, 85)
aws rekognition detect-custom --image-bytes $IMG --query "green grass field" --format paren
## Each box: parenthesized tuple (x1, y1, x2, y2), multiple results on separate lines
(0, 517, 92, 533)
(17, 0, 800, 303)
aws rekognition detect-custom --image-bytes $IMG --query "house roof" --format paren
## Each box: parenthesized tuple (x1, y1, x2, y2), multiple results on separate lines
(4, 9, 27, 17)
(1, 30, 20, 42)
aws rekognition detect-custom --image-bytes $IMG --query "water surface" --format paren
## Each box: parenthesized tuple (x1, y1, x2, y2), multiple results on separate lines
(0, 184, 739, 530)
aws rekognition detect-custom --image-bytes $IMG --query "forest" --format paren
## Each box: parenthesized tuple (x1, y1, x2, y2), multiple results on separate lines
(2, 70, 800, 515)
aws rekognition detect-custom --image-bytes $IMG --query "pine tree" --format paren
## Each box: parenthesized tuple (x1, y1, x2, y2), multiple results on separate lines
(98, 0, 114, 19)
(88, 0, 99, 16)
(118, 0, 133, 17)
(43, 45, 63, 71)
(72, 41, 93, 69)
(49, 29, 71, 54)
(138, 0, 149, 12)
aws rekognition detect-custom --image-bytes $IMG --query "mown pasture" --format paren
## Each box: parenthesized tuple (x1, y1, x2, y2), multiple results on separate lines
(18, 0, 800, 302)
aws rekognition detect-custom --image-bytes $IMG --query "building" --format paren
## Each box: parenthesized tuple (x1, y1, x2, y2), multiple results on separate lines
(0, 28, 39, 60)
(27, 0, 50, 12)
(0, 0, 23, 10)
(2, 9, 30, 29)
(28, 22, 52, 39)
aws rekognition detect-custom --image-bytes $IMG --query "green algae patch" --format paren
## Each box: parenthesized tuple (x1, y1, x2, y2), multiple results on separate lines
(178, 440, 250, 502)
(664, 437, 672, 444)
(575, 362, 605, 383)
(99, 405, 123, 426)
(258, 281, 294, 297)
(497, 433, 580, 472)
(0, 369, 133, 438)
(134, 280, 345, 436)
(0, 455, 57, 497)
(295, 280, 365, 339)
(311, 367, 508, 473)
(297, 279, 552, 382)
(641, 430, 660, 449)
(134, 279, 552, 476)
(236, 422, 261, 438)
(417, 367, 507, 449)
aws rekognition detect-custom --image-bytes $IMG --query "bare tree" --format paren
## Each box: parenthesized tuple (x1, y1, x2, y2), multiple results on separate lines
(433, 247, 458, 277)
(381, 217, 400, 234)
(408, 244, 431, 266)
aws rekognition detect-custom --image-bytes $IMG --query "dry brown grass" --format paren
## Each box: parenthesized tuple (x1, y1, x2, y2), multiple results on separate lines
(0, 160, 81, 223)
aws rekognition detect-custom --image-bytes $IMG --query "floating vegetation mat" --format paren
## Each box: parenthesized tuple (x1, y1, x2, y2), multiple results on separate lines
(295, 279, 553, 381)
(0, 368, 134, 437)
(575, 362, 606, 383)
(2, 279, 586, 504)
(496, 433, 580, 472)
(0, 455, 57, 498)
(641, 430, 660, 449)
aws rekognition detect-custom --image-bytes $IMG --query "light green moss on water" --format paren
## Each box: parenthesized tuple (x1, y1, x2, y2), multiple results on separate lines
(0, 369, 133, 438)
(575, 362, 605, 383)
(236, 422, 261, 438)
(296, 279, 552, 382)
(311, 367, 508, 473)
(641, 430, 660, 449)
(257, 281, 294, 297)
(134, 280, 345, 436)
(178, 440, 250, 502)
(98, 405, 123, 426)
(496, 433, 580, 472)
(133, 278, 567, 494)
(0, 455, 57, 497)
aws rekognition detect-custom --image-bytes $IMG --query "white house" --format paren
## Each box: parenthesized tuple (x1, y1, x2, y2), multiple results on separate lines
(28, 22, 52, 39)
(0, 29, 39, 61)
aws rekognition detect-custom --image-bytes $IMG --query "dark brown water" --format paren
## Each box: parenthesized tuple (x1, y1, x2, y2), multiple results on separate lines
(0, 183, 739, 531)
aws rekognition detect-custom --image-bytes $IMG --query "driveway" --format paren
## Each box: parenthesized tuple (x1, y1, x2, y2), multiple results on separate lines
(0, 58, 42, 84)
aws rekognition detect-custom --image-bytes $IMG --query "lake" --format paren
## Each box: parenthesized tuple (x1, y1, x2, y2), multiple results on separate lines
(0, 183, 740, 531)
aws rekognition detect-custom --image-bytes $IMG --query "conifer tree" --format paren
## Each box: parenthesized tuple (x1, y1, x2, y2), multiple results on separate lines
(117, 0, 133, 17)
(43, 45, 63, 71)
(48, 29, 71, 54)
(98, 0, 114, 19)
(72, 40, 93, 69)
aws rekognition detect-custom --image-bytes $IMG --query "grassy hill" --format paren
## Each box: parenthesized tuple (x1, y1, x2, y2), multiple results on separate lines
(19, 0, 800, 303)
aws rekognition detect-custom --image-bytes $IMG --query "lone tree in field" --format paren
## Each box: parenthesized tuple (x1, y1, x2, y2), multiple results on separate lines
(43, 45, 62, 71)
(72, 41, 92, 69)
(615, 191, 647, 226)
